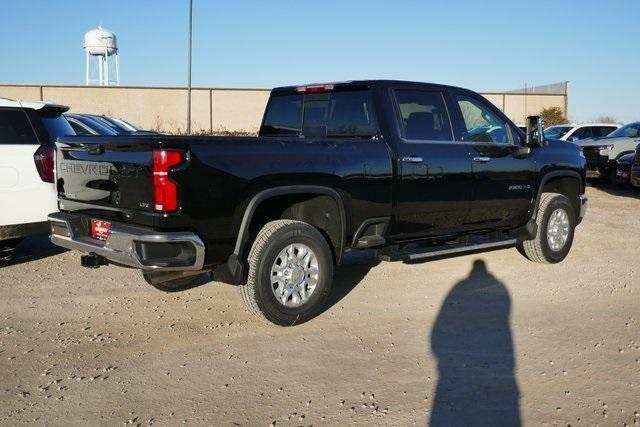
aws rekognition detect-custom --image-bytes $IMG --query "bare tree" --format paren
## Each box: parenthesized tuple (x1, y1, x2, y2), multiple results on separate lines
(593, 115, 618, 124)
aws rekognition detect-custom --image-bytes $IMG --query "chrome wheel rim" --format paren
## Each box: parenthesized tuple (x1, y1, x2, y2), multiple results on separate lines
(546, 208, 570, 251)
(270, 243, 319, 307)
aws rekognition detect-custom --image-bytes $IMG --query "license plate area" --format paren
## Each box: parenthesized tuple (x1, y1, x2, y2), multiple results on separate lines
(90, 219, 111, 241)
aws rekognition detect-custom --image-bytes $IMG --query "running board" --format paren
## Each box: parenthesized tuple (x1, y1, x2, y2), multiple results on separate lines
(378, 238, 518, 262)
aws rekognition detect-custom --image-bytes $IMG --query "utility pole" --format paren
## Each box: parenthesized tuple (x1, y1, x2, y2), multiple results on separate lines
(187, 0, 193, 134)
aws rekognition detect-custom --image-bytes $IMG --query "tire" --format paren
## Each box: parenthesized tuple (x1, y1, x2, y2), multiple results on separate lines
(517, 193, 575, 264)
(240, 220, 333, 326)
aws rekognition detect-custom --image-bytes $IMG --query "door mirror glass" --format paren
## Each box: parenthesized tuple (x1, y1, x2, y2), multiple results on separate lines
(526, 115, 545, 147)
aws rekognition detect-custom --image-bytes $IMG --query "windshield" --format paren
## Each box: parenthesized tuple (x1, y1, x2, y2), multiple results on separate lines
(543, 126, 572, 139)
(608, 122, 640, 138)
(39, 112, 75, 141)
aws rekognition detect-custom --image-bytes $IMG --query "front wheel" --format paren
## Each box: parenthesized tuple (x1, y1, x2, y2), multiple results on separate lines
(517, 192, 575, 264)
(240, 220, 333, 326)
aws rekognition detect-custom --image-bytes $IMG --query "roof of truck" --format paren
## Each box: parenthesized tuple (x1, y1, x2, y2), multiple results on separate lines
(271, 80, 471, 94)
(0, 97, 69, 112)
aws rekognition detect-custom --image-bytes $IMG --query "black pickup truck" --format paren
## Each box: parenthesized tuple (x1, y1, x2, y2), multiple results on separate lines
(49, 80, 587, 325)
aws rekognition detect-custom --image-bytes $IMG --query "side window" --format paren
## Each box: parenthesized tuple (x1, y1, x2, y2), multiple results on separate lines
(571, 127, 591, 140)
(600, 126, 617, 137)
(0, 109, 38, 145)
(455, 95, 512, 144)
(68, 121, 91, 136)
(394, 90, 453, 141)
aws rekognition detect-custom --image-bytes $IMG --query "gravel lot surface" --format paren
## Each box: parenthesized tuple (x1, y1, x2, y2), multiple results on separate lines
(1, 185, 639, 426)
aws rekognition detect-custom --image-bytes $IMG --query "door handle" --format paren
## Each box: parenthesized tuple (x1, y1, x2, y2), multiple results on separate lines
(401, 156, 424, 163)
(473, 156, 491, 162)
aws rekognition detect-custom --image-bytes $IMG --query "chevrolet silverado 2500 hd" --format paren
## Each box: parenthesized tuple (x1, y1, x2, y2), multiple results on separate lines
(48, 80, 587, 325)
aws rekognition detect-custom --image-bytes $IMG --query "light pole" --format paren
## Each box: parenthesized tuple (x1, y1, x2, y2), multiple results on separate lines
(186, 0, 193, 134)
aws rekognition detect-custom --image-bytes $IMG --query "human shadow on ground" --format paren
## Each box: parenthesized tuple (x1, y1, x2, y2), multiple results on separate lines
(429, 259, 520, 426)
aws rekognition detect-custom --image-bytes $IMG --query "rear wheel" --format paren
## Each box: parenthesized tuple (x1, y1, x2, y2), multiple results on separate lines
(517, 193, 575, 264)
(240, 220, 333, 326)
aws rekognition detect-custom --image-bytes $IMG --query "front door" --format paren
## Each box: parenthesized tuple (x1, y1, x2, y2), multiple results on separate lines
(390, 89, 473, 239)
(451, 94, 536, 229)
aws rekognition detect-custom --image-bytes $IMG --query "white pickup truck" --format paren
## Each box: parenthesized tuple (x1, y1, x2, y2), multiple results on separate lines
(0, 98, 73, 258)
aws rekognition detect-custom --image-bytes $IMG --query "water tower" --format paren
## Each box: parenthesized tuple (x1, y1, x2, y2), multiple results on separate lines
(84, 26, 120, 86)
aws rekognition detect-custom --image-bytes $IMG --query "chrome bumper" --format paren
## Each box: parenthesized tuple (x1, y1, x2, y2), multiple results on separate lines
(579, 194, 588, 221)
(48, 212, 205, 271)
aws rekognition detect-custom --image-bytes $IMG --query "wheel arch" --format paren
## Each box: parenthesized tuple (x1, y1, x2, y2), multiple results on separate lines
(533, 170, 583, 221)
(234, 186, 347, 265)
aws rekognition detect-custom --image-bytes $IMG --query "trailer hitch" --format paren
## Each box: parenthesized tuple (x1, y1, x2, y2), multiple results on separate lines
(80, 253, 109, 269)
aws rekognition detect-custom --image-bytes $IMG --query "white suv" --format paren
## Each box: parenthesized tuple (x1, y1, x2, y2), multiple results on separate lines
(0, 98, 74, 258)
(543, 123, 621, 142)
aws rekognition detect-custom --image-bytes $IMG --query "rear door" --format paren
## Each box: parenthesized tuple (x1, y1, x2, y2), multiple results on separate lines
(449, 93, 536, 229)
(389, 88, 473, 239)
(0, 108, 59, 227)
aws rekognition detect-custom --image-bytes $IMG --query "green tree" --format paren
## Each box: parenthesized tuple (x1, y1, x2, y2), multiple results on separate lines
(540, 107, 568, 127)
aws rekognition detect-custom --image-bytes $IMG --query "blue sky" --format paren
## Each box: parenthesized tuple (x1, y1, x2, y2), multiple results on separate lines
(1, 0, 638, 122)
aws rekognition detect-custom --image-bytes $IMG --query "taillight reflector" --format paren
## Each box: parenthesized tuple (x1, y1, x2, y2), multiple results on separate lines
(33, 145, 55, 183)
(153, 150, 183, 212)
(295, 84, 335, 94)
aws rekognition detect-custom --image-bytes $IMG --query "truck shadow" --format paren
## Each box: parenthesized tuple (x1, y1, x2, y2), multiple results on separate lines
(429, 259, 520, 426)
(590, 182, 640, 199)
(0, 236, 67, 268)
(322, 250, 380, 313)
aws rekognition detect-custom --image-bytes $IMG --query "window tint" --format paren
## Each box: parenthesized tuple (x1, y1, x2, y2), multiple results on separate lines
(456, 95, 511, 144)
(394, 90, 452, 141)
(39, 112, 75, 141)
(570, 127, 591, 140)
(0, 109, 38, 145)
(598, 126, 617, 137)
(261, 90, 378, 138)
(68, 120, 91, 135)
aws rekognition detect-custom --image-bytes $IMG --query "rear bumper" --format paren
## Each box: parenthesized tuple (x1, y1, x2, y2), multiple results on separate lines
(48, 212, 205, 271)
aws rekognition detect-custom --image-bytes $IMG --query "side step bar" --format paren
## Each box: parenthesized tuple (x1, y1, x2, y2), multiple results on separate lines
(378, 238, 518, 262)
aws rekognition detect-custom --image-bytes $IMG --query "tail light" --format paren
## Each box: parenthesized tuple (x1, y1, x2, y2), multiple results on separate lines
(153, 149, 183, 212)
(33, 145, 55, 183)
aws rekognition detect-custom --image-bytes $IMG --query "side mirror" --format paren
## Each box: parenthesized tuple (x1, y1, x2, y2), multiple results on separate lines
(526, 115, 545, 147)
(569, 136, 579, 142)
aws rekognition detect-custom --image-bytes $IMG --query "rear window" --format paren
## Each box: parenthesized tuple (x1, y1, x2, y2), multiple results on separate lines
(0, 109, 38, 145)
(260, 90, 378, 138)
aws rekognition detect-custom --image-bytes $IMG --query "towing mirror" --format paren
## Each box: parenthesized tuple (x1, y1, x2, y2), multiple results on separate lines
(526, 115, 545, 147)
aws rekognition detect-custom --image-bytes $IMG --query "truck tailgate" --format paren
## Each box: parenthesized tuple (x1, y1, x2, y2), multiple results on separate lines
(56, 137, 160, 215)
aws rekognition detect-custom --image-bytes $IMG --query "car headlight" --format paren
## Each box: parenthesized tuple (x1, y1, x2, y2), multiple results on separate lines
(599, 144, 614, 156)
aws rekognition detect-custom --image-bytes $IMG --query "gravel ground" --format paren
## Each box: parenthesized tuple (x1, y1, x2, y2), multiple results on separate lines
(1, 185, 639, 426)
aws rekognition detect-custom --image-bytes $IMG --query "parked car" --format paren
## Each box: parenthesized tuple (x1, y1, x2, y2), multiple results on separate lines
(0, 98, 74, 259)
(64, 113, 118, 136)
(580, 122, 640, 183)
(630, 144, 640, 189)
(614, 152, 635, 188)
(84, 114, 157, 135)
(544, 123, 620, 142)
(48, 80, 587, 325)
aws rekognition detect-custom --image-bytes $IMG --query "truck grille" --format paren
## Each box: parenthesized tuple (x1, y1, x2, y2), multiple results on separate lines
(582, 146, 607, 170)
